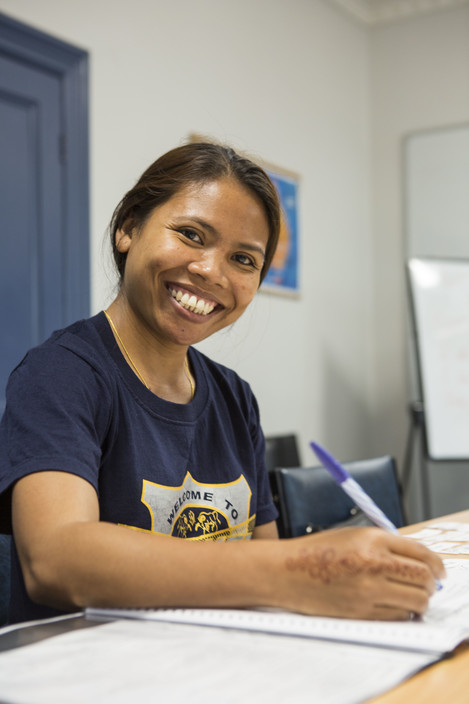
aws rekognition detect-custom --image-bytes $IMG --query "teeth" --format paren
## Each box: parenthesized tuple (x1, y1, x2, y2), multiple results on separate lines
(170, 288, 216, 316)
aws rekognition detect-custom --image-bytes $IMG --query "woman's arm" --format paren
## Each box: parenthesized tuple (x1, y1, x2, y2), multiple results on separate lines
(12, 470, 445, 620)
(252, 521, 279, 539)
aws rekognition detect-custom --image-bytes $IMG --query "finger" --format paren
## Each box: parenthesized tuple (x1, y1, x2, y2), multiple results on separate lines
(384, 555, 439, 596)
(387, 534, 446, 581)
(371, 604, 421, 622)
(356, 573, 430, 619)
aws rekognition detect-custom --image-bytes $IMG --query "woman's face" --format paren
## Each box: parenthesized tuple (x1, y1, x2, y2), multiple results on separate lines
(116, 177, 270, 347)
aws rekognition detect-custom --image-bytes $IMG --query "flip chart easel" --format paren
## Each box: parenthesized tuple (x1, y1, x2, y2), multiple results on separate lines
(405, 258, 469, 515)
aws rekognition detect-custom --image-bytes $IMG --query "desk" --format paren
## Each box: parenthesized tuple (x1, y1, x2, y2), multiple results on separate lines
(367, 509, 469, 704)
(1, 511, 469, 704)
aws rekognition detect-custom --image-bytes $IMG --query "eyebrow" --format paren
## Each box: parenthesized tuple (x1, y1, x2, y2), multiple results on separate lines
(175, 217, 266, 260)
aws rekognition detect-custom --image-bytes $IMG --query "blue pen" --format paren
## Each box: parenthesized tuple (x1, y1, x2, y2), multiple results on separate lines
(310, 441, 443, 590)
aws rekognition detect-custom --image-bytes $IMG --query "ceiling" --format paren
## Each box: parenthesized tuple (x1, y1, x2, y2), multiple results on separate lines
(330, 0, 469, 25)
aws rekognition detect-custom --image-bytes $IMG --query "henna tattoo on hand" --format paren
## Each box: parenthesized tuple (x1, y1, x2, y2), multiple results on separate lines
(286, 547, 364, 584)
(285, 546, 426, 585)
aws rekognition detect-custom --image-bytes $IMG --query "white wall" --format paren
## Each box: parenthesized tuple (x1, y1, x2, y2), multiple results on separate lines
(370, 6, 469, 518)
(0, 0, 374, 466)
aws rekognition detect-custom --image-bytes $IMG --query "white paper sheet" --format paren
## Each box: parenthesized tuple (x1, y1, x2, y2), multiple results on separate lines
(0, 618, 437, 704)
(406, 521, 469, 553)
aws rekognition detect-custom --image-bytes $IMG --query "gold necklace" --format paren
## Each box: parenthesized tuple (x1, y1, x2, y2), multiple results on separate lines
(104, 310, 195, 400)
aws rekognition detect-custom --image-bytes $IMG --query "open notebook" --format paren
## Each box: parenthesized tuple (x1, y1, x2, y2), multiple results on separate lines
(86, 558, 469, 656)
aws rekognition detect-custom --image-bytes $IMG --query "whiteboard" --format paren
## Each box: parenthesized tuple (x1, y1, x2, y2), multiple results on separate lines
(408, 258, 469, 460)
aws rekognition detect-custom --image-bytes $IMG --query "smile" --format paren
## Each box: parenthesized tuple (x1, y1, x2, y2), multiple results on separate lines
(169, 287, 217, 316)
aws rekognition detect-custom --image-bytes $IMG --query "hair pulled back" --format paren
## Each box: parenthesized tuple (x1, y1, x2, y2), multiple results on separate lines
(109, 141, 280, 284)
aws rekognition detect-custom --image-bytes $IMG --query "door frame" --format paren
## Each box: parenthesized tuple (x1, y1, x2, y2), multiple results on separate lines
(0, 12, 90, 321)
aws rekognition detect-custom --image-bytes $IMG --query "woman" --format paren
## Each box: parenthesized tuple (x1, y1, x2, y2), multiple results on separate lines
(0, 142, 443, 624)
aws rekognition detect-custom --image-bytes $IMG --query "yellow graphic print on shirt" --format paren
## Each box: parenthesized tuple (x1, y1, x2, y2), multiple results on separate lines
(141, 472, 255, 541)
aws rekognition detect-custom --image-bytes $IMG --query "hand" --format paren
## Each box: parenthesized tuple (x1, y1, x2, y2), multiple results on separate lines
(275, 527, 445, 620)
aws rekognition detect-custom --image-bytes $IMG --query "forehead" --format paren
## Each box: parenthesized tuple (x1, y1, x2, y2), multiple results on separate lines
(154, 178, 270, 243)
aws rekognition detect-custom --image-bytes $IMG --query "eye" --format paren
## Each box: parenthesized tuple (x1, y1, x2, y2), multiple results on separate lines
(233, 253, 260, 269)
(177, 227, 202, 244)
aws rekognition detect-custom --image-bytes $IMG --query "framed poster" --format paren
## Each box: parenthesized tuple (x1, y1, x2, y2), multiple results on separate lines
(261, 164, 300, 297)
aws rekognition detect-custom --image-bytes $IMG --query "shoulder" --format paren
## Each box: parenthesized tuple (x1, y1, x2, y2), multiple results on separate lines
(7, 314, 114, 401)
(2, 314, 116, 464)
(16, 313, 107, 368)
(43, 313, 108, 365)
(190, 348, 260, 418)
(191, 347, 251, 392)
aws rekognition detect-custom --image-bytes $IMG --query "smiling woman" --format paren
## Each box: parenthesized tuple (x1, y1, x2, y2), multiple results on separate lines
(0, 142, 444, 626)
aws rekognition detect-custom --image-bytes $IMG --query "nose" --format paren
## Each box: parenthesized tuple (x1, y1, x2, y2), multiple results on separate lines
(187, 249, 228, 287)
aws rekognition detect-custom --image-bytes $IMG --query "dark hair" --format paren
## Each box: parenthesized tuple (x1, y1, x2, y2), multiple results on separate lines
(109, 141, 280, 284)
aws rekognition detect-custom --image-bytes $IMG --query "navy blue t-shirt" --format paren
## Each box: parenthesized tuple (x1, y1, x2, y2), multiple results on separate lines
(0, 313, 277, 623)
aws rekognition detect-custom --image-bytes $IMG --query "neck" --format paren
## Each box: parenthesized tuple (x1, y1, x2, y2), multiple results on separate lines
(104, 305, 195, 403)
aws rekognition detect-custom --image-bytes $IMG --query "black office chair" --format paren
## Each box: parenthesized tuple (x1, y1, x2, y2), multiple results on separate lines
(0, 533, 11, 625)
(272, 456, 405, 539)
(264, 434, 301, 473)
(264, 434, 302, 534)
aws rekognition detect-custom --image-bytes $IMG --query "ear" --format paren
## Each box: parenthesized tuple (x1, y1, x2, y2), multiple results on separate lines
(115, 228, 132, 253)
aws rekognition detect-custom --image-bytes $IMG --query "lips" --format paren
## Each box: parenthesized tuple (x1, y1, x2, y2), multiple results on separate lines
(169, 286, 219, 316)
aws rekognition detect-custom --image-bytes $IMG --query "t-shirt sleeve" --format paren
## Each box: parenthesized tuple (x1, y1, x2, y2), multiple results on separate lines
(0, 343, 112, 498)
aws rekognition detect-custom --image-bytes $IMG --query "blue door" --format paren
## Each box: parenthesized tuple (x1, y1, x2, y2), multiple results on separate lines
(0, 14, 89, 414)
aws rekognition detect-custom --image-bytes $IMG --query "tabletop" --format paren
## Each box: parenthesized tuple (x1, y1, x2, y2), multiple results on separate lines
(368, 509, 469, 704)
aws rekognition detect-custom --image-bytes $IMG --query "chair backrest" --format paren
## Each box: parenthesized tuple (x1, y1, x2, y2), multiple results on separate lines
(272, 456, 405, 539)
(264, 434, 301, 473)
(0, 534, 11, 626)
